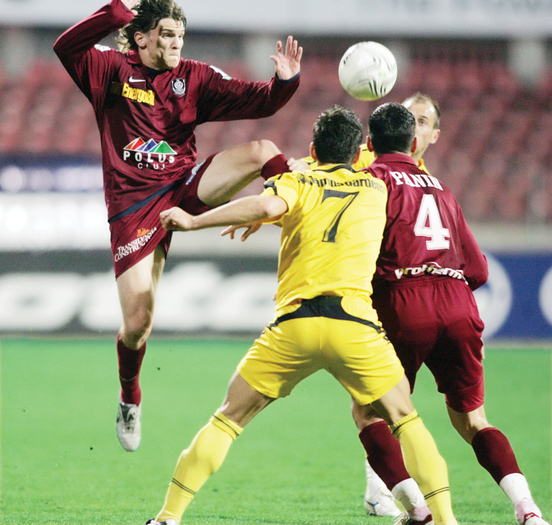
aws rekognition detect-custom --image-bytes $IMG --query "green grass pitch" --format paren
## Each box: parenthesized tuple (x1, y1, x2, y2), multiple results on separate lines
(1, 338, 550, 525)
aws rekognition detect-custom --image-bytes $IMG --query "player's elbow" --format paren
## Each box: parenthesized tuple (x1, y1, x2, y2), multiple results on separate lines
(53, 33, 77, 61)
(468, 268, 489, 291)
(257, 195, 287, 220)
(53, 35, 65, 56)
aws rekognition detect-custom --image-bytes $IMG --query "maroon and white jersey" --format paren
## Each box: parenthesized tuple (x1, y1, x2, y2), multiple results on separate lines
(366, 153, 488, 291)
(54, 0, 299, 221)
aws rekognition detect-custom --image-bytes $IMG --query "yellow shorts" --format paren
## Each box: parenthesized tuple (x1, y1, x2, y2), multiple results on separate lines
(237, 296, 404, 406)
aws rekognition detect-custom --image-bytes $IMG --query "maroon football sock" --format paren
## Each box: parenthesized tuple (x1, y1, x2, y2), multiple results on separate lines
(471, 427, 522, 484)
(117, 333, 146, 405)
(359, 420, 411, 490)
(260, 153, 288, 180)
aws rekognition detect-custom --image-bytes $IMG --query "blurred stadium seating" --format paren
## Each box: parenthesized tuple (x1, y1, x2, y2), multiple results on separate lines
(0, 41, 551, 223)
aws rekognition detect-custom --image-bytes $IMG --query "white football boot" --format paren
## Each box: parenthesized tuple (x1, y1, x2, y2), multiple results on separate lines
(364, 459, 403, 517)
(393, 512, 434, 525)
(524, 518, 550, 525)
(515, 499, 549, 525)
(145, 519, 177, 525)
(116, 398, 141, 451)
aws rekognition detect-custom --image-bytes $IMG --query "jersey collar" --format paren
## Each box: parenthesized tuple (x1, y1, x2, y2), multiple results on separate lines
(316, 163, 356, 173)
(126, 49, 143, 65)
(372, 152, 418, 168)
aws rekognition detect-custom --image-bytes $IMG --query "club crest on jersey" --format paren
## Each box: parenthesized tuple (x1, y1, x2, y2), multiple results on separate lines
(123, 137, 177, 170)
(171, 78, 186, 97)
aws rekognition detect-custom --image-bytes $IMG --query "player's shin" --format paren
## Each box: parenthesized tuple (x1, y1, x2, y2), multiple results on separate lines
(471, 427, 522, 485)
(391, 411, 458, 525)
(359, 420, 410, 488)
(117, 333, 146, 405)
(470, 427, 547, 522)
(156, 412, 243, 524)
(359, 420, 431, 519)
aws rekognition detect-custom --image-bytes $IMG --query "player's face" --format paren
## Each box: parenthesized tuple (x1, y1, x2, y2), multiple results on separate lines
(403, 100, 440, 161)
(137, 18, 185, 70)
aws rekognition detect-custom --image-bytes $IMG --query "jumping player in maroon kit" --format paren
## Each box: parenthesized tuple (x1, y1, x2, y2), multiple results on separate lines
(352, 102, 548, 525)
(53, 0, 302, 452)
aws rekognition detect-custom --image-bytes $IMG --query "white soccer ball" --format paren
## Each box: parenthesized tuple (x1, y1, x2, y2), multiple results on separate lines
(338, 42, 398, 101)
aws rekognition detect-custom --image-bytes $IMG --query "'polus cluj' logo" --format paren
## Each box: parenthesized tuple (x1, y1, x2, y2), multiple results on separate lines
(171, 78, 186, 97)
(123, 137, 177, 170)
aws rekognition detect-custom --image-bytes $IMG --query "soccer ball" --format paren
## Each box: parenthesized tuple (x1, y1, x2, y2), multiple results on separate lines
(338, 42, 398, 101)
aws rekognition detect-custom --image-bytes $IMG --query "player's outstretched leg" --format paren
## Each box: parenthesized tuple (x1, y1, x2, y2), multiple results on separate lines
(152, 411, 242, 524)
(150, 372, 272, 525)
(197, 140, 288, 210)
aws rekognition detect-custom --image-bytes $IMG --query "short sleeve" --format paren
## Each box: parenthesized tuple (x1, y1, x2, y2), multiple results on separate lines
(261, 173, 300, 224)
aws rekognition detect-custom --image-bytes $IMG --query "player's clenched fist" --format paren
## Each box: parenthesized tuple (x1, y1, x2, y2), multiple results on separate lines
(160, 207, 193, 231)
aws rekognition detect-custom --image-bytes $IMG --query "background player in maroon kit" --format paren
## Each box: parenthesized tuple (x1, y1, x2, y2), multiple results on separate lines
(353, 102, 549, 525)
(54, 0, 302, 452)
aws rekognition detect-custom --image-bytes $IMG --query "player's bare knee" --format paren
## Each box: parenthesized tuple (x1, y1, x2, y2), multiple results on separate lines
(351, 400, 380, 430)
(448, 405, 491, 444)
(248, 139, 281, 166)
(122, 316, 154, 348)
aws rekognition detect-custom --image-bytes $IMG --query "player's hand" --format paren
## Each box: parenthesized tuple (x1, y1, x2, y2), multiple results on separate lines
(221, 222, 263, 241)
(271, 36, 303, 81)
(160, 207, 194, 231)
(121, 0, 139, 11)
(287, 158, 309, 171)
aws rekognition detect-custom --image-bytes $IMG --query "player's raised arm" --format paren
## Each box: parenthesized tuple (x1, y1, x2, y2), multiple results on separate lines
(53, 0, 134, 62)
(271, 36, 303, 80)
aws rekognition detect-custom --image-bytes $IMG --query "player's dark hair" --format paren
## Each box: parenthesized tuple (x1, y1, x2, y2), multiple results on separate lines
(402, 92, 441, 129)
(117, 0, 186, 53)
(312, 106, 363, 165)
(368, 102, 415, 155)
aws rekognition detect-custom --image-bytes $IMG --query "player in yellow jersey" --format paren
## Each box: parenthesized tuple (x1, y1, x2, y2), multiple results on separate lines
(298, 92, 440, 176)
(286, 92, 442, 518)
(144, 106, 457, 525)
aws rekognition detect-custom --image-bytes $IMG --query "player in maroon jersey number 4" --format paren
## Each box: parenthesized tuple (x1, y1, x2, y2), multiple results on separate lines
(54, 0, 302, 451)
(353, 102, 549, 525)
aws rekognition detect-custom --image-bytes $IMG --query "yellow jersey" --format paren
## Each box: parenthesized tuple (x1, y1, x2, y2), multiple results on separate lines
(305, 145, 430, 173)
(262, 164, 388, 320)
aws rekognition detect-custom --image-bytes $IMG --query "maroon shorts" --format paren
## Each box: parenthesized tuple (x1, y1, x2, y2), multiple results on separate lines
(372, 276, 485, 413)
(109, 156, 215, 278)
